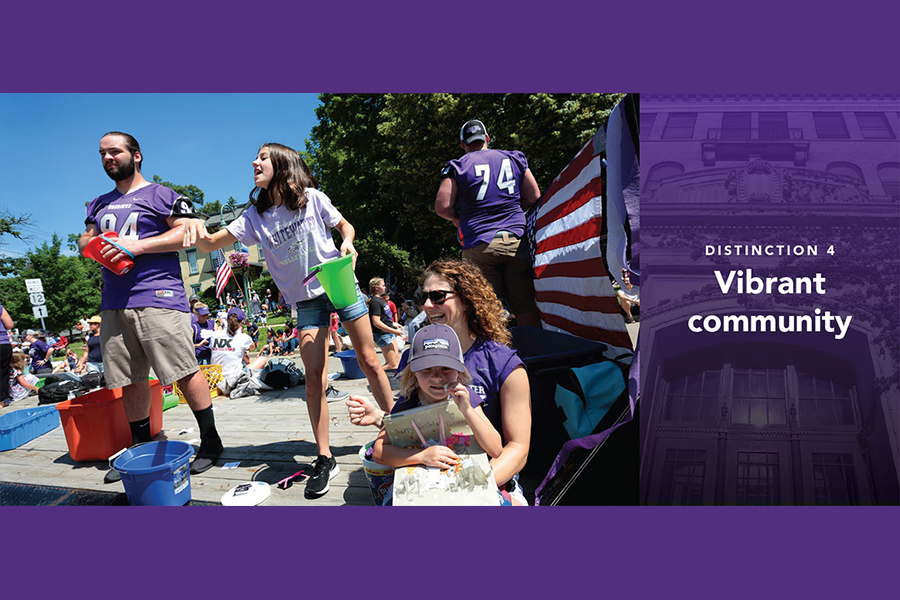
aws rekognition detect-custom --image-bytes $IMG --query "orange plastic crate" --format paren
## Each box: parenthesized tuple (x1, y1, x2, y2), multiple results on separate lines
(55, 380, 164, 462)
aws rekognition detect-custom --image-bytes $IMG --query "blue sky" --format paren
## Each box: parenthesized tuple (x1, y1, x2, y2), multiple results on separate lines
(0, 93, 321, 259)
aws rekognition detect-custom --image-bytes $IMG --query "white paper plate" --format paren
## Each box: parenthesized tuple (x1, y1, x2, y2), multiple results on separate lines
(221, 481, 271, 506)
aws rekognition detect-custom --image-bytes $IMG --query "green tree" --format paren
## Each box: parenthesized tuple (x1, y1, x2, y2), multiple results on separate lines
(199, 285, 221, 310)
(197, 199, 222, 216)
(0, 209, 33, 275)
(151, 175, 205, 206)
(251, 276, 278, 300)
(307, 93, 624, 276)
(1, 208, 32, 244)
(0, 234, 102, 331)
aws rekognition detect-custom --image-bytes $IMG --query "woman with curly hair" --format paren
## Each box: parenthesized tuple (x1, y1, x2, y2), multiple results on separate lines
(348, 259, 531, 504)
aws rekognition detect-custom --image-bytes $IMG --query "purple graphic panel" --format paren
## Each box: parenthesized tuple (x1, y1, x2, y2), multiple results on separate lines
(641, 94, 900, 505)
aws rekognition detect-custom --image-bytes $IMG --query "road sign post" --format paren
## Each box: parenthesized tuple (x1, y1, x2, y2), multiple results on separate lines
(25, 279, 44, 294)
(25, 278, 48, 329)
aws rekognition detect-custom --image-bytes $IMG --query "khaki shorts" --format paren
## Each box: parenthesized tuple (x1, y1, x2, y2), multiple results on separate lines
(462, 232, 538, 317)
(100, 308, 199, 388)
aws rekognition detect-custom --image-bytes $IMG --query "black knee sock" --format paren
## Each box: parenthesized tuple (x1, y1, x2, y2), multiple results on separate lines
(129, 417, 152, 446)
(192, 406, 222, 449)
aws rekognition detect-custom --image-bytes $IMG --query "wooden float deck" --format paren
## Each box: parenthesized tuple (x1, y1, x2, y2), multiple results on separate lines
(1, 354, 396, 506)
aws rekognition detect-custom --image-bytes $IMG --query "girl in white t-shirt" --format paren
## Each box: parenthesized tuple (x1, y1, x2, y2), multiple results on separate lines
(210, 310, 268, 379)
(186, 142, 395, 497)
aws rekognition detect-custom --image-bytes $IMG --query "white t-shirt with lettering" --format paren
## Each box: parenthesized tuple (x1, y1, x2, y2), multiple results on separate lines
(227, 189, 357, 305)
(209, 329, 254, 378)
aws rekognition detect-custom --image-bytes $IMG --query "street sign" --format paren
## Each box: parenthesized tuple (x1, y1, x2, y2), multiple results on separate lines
(25, 278, 44, 294)
(29, 292, 46, 305)
(32, 305, 48, 319)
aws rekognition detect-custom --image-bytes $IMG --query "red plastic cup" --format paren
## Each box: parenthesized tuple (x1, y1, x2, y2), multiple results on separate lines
(83, 231, 135, 275)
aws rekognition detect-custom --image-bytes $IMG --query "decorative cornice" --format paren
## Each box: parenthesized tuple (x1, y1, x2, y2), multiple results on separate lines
(643, 93, 900, 103)
(655, 426, 861, 440)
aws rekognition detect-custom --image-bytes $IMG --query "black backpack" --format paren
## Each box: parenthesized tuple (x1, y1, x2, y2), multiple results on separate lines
(38, 379, 89, 405)
(79, 372, 106, 390)
(260, 358, 304, 389)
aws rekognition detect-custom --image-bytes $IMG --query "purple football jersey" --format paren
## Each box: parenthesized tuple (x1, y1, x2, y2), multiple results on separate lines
(85, 183, 193, 311)
(443, 149, 529, 249)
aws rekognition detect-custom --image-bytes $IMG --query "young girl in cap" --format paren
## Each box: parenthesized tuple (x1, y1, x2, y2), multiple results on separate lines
(372, 324, 502, 477)
(184, 142, 395, 497)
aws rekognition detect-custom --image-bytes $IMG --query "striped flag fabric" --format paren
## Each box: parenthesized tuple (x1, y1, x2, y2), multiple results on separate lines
(526, 95, 638, 355)
(214, 248, 232, 299)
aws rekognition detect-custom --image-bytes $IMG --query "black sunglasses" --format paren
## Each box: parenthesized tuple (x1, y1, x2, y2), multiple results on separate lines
(416, 290, 455, 305)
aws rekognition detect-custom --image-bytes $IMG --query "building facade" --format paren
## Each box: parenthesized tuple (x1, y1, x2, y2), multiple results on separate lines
(177, 204, 268, 299)
(640, 94, 899, 505)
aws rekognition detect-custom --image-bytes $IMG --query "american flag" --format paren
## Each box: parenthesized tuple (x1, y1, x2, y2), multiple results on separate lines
(526, 95, 638, 356)
(214, 248, 232, 299)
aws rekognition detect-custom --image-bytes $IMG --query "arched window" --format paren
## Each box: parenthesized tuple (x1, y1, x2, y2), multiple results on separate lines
(826, 162, 864, 181)
(644, 162, 685, 192)
(877, 163, 899, 201)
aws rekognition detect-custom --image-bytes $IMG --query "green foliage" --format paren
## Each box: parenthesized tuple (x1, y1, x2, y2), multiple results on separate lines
(251, 275, 277, 299)
(353, 233, 413, 287)
(198, 199, 222, 216)
(199, 285, 221, 310)
(307, 93, 624, 274)
(151, 175, 205, 206)
(66, 233, 82, 254)
(0, 234, 102, 332)
(1, 208, 32, 243)
(0, 255, 27, 277)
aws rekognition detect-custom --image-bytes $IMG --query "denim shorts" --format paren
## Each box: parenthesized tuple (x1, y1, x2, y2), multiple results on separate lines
(373, 329, 396, 348)
(296, 286, 369, 331)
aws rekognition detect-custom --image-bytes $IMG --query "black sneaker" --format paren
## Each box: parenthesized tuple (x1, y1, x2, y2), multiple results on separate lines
(305, 455, 339, 496)
(103, 469, 121, 483)
(190, 439, 224, 475)
(325, 385, 349, 402)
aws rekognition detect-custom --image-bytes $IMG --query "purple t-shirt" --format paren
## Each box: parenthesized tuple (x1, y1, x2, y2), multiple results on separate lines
(390, 384, 484, 414)
(85, 183, 194, 311)
(397, 338, 525, 439)
(443, 149, 529, 249)
(0, 304, 8, 345)
(192, 319, 216, 360)
(29, 338, 51, 371)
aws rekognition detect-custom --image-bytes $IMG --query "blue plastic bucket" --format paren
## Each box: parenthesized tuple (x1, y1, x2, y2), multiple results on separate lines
(113, 441, 195, 506)
(335, 350, 365, 379)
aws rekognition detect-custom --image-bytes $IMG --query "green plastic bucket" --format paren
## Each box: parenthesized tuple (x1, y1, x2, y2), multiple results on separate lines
(312, 254, 357, 309)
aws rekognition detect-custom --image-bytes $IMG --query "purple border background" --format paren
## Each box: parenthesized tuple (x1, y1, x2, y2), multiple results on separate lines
(3, 1, 899, 597)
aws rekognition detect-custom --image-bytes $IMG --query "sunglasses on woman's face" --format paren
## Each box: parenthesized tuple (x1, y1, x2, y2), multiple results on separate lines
(416, 290, 455, 305)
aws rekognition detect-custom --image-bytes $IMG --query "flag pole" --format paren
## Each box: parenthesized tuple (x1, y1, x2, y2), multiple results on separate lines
(230, 270, 245, 302)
